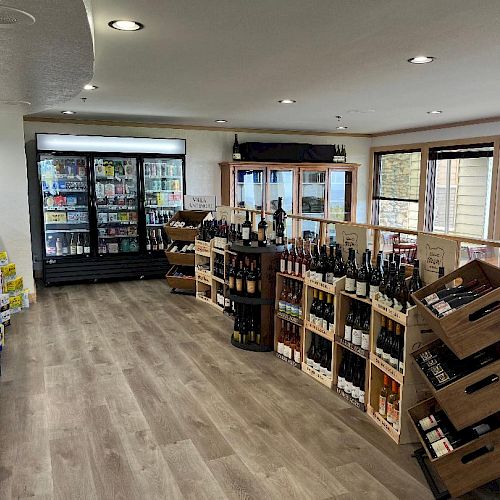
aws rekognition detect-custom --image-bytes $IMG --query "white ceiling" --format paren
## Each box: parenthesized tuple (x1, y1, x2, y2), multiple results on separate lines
(0, 0, 93, 110)
(27, 0, 500, 134)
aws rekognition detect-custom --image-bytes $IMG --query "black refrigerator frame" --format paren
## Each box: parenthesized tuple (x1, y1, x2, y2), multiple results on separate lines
(36, 134, 186, 285)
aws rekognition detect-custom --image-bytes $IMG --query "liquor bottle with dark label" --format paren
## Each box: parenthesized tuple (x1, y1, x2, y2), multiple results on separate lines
(326, 245, 336, 284)
(432, 284, 492, 318)
(242, 210, 252, 246)
(344, 301, 355, 342)
(246, 260, 257, 297)
(302, 240, 311, 277)
(382, 319, 394, 365)
(232, 133, 241, 161)
(422, 278, 480, 306)
(287, 239, 296, 275)
(280, 238, 289, 273)
(235, 260, 245, 296)
(376, 315, 387, 359)
(257, 209, 268, 247)
(334, 245, 345, 278)
(378, 374, 390, 419)
(408, 259, 423, 304)
(393, 265, 409, 312)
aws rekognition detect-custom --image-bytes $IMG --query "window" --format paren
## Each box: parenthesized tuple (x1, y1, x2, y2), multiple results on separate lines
(427, 144, 493, 239)
(372, 151, 421, 230)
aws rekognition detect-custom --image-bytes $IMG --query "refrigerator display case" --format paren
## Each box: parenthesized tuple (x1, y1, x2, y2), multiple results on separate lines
(36, 134, 186, 285)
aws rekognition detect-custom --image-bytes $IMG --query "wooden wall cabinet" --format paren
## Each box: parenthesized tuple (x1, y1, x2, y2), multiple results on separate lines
(220, 162, 359, 240)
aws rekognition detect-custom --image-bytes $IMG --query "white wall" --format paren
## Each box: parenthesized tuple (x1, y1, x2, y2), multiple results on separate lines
(24, 120, 371, 271)
(372, 120, 500, 147)
(0, 108, 35, 292)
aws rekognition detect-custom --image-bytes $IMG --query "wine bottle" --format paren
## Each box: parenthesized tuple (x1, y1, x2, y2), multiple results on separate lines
(390, 323, 402, 369)
(344, 302, 355, 342)
(294, 239, 303, 277)
(361, 308, 370, 351)
(378, 375, 390, 418)
(369, 252, 383, 299)
(436, 285, 492, 317)
(309, 289, 318, 324)
(408, 259, 423, 304)
(358, 367, 366, 404)
(356, 252, 369, 298)
(387, 381, 399, 425)
(382, 319, 394, 364)
(302, 240, 311, 277)
(70, 233, 77, 255)
(280, 238, 289, 273)
(351, 358, 361, 400)
(393, 265, 409, 312)
(422, 278, 480, 306)
(236, 260, 245, 296)
(232, 133, 241, 161)
(257, 209, 268, 247)
(246, 261, 257, 297)
(337, 351, 348, 390)
(326, 245, 335, 284)
(322, 294, 333, 331)
(345, 248, 357, 294)
(287, 239, 296, 275)
(351, 305, 363, 347)
(273, 197, 286, 245)
(376, 316, 386, 359)
(242, 211, 252, 246)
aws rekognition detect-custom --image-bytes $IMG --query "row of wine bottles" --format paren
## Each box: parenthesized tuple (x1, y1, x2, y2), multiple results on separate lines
(417, 409, 499, 459)
(227, 256, 262, 297)
(278, 279, 303, 318)
(421, 277, 498, 318)
(232, 304, 261, 345)
(309, 290, 335, 333)
(415, 339, 499, 389)
(375, 316, 405, 373)
(378, 375, 400, 431)
(213, 254, 225, 279)
(198, 197, 287, 248)
(305, 334, 332, 378)
(343, 302, 371, 350)
(277, 320, 301, 364)
(337, 350, 366, 404)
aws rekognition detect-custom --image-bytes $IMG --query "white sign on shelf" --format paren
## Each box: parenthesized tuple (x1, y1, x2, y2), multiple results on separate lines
(417, 233, 460, 284)
(184, 195, 216, 211)
(335, 223, 367, 265)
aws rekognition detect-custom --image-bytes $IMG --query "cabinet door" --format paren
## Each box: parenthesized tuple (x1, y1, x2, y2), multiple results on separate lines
(268, 168, 295, 238)
(300, 169, 327, 239)
(327, 168, 354, 242)
(235, 168, 265, 210)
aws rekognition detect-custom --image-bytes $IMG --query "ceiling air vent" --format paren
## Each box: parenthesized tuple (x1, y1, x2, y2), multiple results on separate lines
(0, 6, 35, 26)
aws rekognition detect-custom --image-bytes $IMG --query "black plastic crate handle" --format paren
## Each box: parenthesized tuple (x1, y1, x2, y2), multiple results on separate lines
(461, 444, 494, 464)
(464, 374, 499, 394)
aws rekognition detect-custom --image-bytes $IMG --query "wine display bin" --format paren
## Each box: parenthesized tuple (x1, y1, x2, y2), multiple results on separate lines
(164, 210, 209, 292)
(411, 339, 500, 430)
(367, 300, 434, 444)
(412, 259, 500, 359)
(408, 397, 500, 498)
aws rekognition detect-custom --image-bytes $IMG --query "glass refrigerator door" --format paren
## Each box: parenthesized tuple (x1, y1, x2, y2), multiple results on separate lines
(39, 154, 91, 257)
(94, 157, 139, 254)
(143, 158, 183, 244)
(268, 169, 294, 238)
(235, 168, 265, 210)
(300, 169, 326, 240)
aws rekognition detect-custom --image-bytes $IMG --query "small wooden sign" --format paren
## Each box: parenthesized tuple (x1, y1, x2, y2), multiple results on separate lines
(335, 223, 367, 265)
(417, 233, 460, 284)
(184, 195, 216, 211)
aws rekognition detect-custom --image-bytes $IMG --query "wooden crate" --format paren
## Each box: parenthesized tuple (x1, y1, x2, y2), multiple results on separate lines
(194, 238, 211, 257)
(411, 339, 500, 430)
(165, 242, 195, 266)
(408, 397, 500, 498)
(163, 210, 208, 241)
(412, 260, 500, 359)
(165, 266, 196, 291)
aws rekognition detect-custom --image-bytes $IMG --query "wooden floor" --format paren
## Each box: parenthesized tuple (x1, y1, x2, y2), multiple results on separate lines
(0, 280, 495, 499)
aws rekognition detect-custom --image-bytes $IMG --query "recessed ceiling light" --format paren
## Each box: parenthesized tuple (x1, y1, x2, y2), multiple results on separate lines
(336, 126, 348, 130)
(427, 110, 443, 114)
(408, 56, 435, 64)
(83, 84, 98, 90)
(108, 20, 143, 31)
(61, 110, 76, 115)
(278, 99, 296, 104)
(214, 119, 227, 123)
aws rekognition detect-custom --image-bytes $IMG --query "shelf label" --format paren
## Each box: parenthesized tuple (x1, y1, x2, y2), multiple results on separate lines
(275, 351, 301, 369)
(370, 352, 404, 383)
(184, 195, 216, 211)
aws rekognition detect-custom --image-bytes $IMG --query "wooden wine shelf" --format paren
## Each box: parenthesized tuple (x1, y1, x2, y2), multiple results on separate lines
(367, 404, 400, 444)
(304, 319, 334, 342)
(194, 239, 211, 257)
(301, 362, 333, 388)
(275, 310, 303, 326)
(229, 294, 274, 305)
(369, 352, 404, 385)
(275, 352, 301, 370)
(276, 271, 304, 282)
(195, 269, 212, 285)
(336, 386, 365, 412)
(334, 335, 369, 359)
(340, 291, 372, 306)
(212, 247, 225, 256)
(212, 275, 224, 284)
(196, 293, 212, 306)
(304, 276, 340, 294)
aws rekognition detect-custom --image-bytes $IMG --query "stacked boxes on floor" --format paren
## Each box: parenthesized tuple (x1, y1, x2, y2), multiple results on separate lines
(0, 250, 30, 374)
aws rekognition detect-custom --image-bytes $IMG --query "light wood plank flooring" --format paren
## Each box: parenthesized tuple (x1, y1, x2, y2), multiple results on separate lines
(0, 280, 496, 499)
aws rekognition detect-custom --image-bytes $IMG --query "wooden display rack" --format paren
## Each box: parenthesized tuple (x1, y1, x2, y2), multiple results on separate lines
(334, 290, 371, 411)
(273, 272, 305, 369)
(367, 296, 435, 444)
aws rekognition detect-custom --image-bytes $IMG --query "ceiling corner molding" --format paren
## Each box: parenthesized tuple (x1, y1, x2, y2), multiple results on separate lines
(372, 115, 500, 137)
(22, 116, 373, 138)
